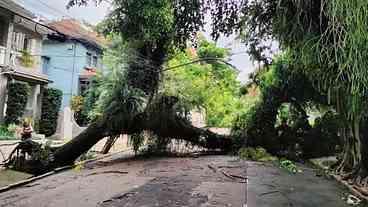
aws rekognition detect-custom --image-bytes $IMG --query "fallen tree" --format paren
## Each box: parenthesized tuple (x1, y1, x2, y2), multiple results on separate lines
(4, 0, 243, 171)
(53, 94, 233, 166)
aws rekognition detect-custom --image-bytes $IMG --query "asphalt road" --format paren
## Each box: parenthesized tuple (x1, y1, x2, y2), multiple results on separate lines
(0, 154, 246, 207)
(0, 152, 354, 207)
(246, 161, 351, 207)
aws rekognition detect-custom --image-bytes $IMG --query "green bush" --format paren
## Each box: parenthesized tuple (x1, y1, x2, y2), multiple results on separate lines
(238, 147, 276, 162)
(280, 159, 298, 173)
(39, 88, 62, 137)
(5, 82, 30, 125)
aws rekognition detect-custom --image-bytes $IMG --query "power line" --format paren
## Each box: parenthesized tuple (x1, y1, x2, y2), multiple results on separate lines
(162, 58, 239, 72)
(24, 0, 106, 49)
(24, 0, 74, 19)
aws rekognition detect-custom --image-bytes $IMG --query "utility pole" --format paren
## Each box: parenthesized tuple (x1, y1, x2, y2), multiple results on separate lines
(69, 41, 77, 122)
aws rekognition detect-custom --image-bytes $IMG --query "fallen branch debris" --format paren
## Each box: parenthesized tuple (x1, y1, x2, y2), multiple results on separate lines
(86, 170, 129, 176)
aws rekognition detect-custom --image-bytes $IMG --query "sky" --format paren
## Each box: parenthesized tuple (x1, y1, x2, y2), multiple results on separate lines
(15, 0, 256, 83)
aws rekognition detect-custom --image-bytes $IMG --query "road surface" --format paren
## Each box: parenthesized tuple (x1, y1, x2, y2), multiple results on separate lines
(0, 153, 352, 207)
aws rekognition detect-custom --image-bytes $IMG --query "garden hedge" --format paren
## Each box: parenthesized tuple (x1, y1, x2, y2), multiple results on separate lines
(5, 82, 30, 125)
(39, 88, 62, 137)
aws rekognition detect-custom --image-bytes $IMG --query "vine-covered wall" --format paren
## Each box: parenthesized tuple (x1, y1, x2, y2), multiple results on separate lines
(5, 82, 30, 125)
(39, 88, 63, 137)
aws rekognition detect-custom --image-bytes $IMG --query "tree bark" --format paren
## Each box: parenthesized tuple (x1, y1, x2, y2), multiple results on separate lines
(51, 99, 232, 167)
(53, 120, 109, 166)
(101, 135, 119, 154)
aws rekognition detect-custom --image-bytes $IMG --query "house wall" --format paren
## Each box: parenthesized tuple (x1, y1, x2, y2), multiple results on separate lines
(0, 11, 49, 125)
(42, 40, 102, 109)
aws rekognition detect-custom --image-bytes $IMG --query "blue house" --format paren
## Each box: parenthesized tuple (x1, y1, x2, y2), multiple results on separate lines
(42, 19, 105, 110)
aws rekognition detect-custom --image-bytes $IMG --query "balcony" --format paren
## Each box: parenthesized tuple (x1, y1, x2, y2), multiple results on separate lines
(1, 50, 51, 84)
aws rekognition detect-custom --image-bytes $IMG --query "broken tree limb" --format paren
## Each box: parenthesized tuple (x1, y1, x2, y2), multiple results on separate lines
(259, 190, 280, 196)
(86, 170, 129, 176)
(208, 164, 217, 173)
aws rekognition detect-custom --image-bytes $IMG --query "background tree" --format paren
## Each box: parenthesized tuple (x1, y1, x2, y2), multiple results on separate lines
(239, 0, 368, 186)
(163, 39, 242, 127)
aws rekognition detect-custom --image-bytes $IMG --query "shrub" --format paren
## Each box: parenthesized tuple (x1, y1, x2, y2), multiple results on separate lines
(5, 82, 30, 125)
(279, 159, 298, 173)
(71, 95, 89, 126)
(0, 125, 12, 136)
(238, 147, 276, 162)
(20, 50, 34, 67)
(130, 132, 146, 153)
(39, 88, 62, 137)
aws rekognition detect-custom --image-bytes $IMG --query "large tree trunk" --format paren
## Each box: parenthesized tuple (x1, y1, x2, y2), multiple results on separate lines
(336, 122, 361, 174)
(51, 98, 232, 167)
(101, 135, 119, 154)
(53, 120, 109, 166)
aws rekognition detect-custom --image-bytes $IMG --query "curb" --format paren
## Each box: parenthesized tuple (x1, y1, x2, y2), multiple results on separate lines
(0, 165, 73, 193)
(309, 158, 368, 202)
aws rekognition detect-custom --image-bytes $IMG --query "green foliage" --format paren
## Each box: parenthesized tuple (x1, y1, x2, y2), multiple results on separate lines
(81, 36, 132, 122)
(0, 125, 15, 139)
(241, 0, 368, 122)
(71, 95, 89, 126)
(39, 88, 62, 137)
(102, 83, 146, 134)
(238, 147, 276, 162)
(232, 56, 323, 153)
(279, 159, 298, 174)
(78, 151, 97, 161)
(5, 82, 30, 125)
(30, 141, 54, 167)
(82, 77, 102, 121)
(86, 0, 243, 47)
(130, 132, 145, 154)
(144, 133, 171, 154)
(163, 40, 242, 127)
(19, 50, 34, 68)
(71, 96, 84, 112)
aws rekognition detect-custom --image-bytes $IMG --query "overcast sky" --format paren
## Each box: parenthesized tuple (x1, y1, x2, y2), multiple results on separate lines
(16, 0, 256, 83)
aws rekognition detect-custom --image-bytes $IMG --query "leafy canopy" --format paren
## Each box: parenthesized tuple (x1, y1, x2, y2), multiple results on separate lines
(163, 39, 242, 127)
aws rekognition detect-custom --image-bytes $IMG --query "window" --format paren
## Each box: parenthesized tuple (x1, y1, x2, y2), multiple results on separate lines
(79, 78, 91, 96)
(92, 56, 98, 67)
(11, 32, 32, 52)
(86, 52, 92, 67)
(41, 56, 50, 74)
(0, 19, 6, 46)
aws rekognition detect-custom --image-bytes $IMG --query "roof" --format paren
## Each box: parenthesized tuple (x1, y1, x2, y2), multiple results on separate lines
(0, 0, 36, 19)
(2, 69, 51, 84)
(48, 19, 107, 51)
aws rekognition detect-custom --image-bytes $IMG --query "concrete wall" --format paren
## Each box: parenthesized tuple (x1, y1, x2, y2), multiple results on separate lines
(42, 40, 102, 109)
(0, 75, 8, 122)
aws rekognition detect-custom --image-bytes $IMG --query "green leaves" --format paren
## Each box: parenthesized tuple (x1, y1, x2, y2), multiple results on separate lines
(240, 0, 368, 119)
(39, 88, 63, 137)
(163, 40, 241, 127)
(5, 82, 30, 125)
